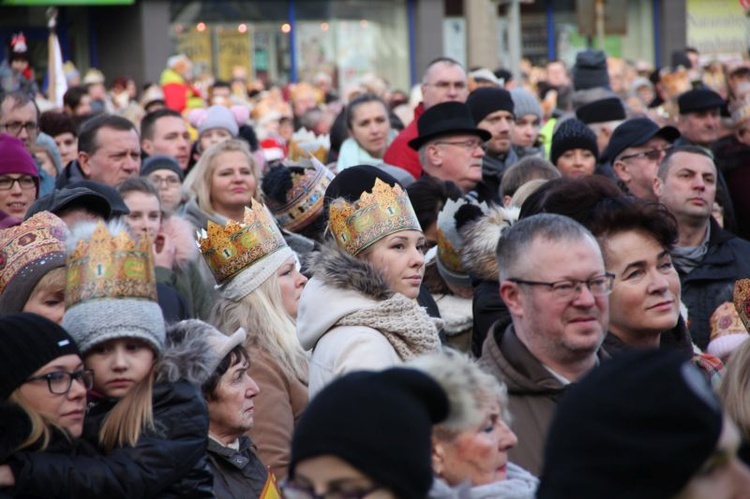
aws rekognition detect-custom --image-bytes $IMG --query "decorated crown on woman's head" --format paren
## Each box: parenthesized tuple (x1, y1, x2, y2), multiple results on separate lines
(328, 178, 421, 256)
(197, 201, 288, 285)
(266, 157, 335, 232)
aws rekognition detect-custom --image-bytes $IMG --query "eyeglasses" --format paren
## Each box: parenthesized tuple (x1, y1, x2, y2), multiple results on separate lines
(423, 81, 467, 91)
(508, 273, 615, 300)
(0, 175, 36, 191)
(2, 121, 39, 136)
(25, 369, 94, 395)
(434, 139, 483, 150)
(148, 175, 181, 187)
(619, 146, 673, 162)
(281, 482, 383, 499)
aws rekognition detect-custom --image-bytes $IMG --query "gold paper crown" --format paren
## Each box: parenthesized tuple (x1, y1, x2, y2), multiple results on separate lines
(197, 201, 288, 284)
(329, 178, 421, 256)
(65, 221, 157, 308)
(266, 157, 335, 232)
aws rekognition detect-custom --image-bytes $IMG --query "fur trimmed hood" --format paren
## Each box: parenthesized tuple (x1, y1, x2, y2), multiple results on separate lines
(459, 206, 518, 282)
(308, 244, 393, 300)
(156, 320, 221, 386)
(161, 214, 199, 268)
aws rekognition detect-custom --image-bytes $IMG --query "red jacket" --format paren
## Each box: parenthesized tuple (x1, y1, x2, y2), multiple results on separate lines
(383, 103, 425, 179)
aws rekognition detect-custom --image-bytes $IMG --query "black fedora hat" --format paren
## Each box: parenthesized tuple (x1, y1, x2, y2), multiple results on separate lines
(408, 102, 491, 151)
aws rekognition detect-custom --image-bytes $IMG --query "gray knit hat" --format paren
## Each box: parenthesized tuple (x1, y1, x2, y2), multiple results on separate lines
(199, 105, 239, 137)
(510, 88, 543, 121)
(62, 220, 165, 355)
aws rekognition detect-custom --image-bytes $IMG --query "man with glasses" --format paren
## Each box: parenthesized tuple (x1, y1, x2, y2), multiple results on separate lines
(0, 90, 39, 151)
(384, 57, 469, 179)
(479, 213, 610, 475)
(407, 101, 489, 195)
(0, 133, 40, 221)
(604, 117, 680, 200)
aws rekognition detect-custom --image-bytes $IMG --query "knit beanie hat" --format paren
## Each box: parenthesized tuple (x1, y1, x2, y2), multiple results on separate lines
(707, 302, 749, 360)
(0, 211, 68, 314)
(538, 349, 724, 499)
(572, 49, 610, 91)
(0, 133, 40, 194)
(140, 154, 185, 181)
(550, 118, 599, 165)
(0, 313, 81, 401)
(290, 368, 450, 498)
(34, 133, 63, 175)
(466, 87, 515, 124)
(509, 88, 542, 121)
(198, 105, 239, 137)
(62, 220, 165, 355)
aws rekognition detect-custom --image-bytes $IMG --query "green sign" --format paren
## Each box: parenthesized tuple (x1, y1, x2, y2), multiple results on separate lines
(1, 0, 134, 4)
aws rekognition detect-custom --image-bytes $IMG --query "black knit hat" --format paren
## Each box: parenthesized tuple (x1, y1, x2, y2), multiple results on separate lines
(572, 49, 610, 91)
(575, 97, 626, 124)
(550, 118, 599, 165)
(408, 102, 490, 150)
(677, 88, 725, 115)
(140, 155, 185, 181)
(0, 313, 81, 400)
(538, 349, 724, 499)
(466, 87, 515, 124)
(602, 117, 680, 162)
(289, 368, 449, 498)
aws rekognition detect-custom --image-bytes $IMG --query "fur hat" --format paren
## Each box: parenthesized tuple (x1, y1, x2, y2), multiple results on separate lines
(162, 320, 245, 382)
(510, 88, 542, 121)
(538, 349, 724, 499)
(0, 313, 81, 401)
(457, 205, 518, 282)
(550, 118, 599, 165)
(290, 367, 450, 499)
(575, 97, 626, 124)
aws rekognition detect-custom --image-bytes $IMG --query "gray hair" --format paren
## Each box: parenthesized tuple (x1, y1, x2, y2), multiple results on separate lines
(496, 213, 596, 281)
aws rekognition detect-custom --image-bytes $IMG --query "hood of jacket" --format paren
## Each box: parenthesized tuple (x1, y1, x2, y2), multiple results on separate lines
(156, 319, 220, 386)
(460, 205, 518, 282)
(297, 246, 394, 350)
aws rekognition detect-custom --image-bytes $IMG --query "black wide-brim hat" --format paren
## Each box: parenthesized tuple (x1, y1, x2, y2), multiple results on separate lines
(408, 101, 491, 151)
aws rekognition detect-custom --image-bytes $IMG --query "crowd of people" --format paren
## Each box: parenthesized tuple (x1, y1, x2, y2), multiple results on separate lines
(3, 32, 750, 497)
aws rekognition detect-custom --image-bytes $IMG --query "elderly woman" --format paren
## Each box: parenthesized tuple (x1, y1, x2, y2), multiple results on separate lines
(296, 166, 442, 397)
(183, 138, 262, 230)
(412, 352, 538, 499)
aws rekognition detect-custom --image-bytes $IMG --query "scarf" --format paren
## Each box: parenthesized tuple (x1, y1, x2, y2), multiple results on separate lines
(671, 224, 711, 274)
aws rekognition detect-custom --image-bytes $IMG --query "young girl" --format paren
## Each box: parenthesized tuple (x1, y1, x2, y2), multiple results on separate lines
(199, 200, 308, 479)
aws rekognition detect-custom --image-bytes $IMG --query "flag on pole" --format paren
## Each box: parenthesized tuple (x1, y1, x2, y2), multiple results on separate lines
(47, 31, 67, 109)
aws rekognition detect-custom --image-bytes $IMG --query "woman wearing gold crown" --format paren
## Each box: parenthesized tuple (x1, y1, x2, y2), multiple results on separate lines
(297, 165, 442, 398)
(198, 200, 309, 480)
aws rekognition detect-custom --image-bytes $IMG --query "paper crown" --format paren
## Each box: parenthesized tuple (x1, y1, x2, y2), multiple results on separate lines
(65, 221, 157, 308)
(266, 157, 335, 232)
(329, 178, 421, 256)
(287, 127, 330, 163)
(197, 201, 288, 284)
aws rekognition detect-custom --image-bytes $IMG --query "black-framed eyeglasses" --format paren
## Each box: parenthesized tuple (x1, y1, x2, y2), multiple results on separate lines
(0, 175, 36, 191)
(2, 121, 39, 136)
(280, 482, 383, 499)
(25, 369, 94, 395)
(508, 273, 615, 300)
(619, 146, 673, 162)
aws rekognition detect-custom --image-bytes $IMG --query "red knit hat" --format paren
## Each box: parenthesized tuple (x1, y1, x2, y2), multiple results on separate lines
(0, 133, 39, 196)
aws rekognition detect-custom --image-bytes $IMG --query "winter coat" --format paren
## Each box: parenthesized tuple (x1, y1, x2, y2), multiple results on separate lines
(433, 293, 473, 354)
(55, 160, 87, 189)
(676, 217, 750, 349)
(245, 348, 307, 480)
(429, 462, 539, 499)
(7, 324, 218, 498)
(297, 247, 443, 398)
(206, 436, 267, 499)
(479, 322, 607, 476)
(160, 67, 203, 113)
(382, 103, 425, 180)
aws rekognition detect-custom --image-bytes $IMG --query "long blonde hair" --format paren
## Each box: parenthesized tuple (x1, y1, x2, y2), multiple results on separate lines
(719, 340, 750, 440)
(98, 366, 156, 451)
(185, 139, 261, 217)
(8, 390, 57, 451)
(212, 274, 308, 383)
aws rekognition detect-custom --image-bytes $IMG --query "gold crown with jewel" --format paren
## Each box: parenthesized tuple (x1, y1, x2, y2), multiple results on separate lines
(65, 221, 157, 308)
(197, 201, 287, 284)
(329, 178, 421, 256)
(266, 157, 335, 232)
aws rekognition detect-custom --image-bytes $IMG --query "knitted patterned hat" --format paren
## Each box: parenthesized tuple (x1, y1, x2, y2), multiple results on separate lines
(550, 118, 599, 165)
(62, 220, 165, 355)
(707, 302, 749, 360)
(0, 313, 81, 401)
(0, 212, 68, 314)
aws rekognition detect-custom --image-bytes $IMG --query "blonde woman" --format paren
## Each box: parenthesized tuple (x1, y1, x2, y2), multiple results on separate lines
(199, 200, 308, 479)
(183, 138, 262, 230)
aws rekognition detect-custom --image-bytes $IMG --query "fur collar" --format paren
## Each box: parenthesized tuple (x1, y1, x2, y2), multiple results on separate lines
(155, 320, 219, 386)
(160, 214, 199, 268)
(309, 245, 393, 301)
(459, 206, 518, 282)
